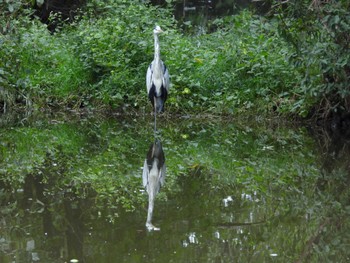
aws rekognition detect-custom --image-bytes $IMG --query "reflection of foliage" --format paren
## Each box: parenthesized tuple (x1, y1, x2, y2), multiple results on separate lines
(0, 115, 149, 211)
(304, 123, 350, 262)
(0, 115, 349, 261)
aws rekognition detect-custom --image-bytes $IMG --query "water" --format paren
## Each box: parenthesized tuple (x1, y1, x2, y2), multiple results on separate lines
(0, 112, 349, 262)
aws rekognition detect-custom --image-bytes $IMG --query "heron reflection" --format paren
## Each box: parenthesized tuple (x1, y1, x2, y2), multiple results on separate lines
(142, 139, 166, 231)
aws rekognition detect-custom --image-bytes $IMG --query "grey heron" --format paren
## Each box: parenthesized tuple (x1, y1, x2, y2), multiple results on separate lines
(146, 26, 170, 131)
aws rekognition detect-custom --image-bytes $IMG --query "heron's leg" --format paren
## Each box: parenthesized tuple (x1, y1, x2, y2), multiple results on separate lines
(153, 97, 157, 135)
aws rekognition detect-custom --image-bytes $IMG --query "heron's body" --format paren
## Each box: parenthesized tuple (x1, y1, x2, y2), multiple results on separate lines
(146, 26, 170, 114)
(142, 140, 166, 230)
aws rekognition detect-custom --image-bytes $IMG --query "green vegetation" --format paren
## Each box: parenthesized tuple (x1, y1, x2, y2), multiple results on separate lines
(272, 0, 350, 118)
(0, 0, 349, 120)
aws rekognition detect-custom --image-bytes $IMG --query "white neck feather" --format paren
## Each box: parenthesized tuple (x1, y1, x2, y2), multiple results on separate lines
(153, 33, 163, 92)
(154, 33, 161, 65)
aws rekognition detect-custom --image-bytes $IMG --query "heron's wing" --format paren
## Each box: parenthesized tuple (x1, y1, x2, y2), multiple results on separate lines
(162, 62, 170, 92)
(159, 163, 166, 187)
(146, 62, 153, 93)
(142, 159, 149, 190)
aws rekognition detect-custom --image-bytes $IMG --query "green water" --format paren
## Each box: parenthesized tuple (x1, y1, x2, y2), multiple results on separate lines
(0, 112, 349, 262)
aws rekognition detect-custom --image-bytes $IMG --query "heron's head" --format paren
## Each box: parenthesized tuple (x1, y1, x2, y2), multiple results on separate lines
(153, 26, 163, 35)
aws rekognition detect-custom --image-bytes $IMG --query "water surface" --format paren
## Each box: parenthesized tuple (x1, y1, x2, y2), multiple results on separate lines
(0, 112, 349, 262)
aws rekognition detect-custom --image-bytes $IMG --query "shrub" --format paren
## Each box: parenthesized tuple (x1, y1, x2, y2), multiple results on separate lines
(160, 11, 301, 114)
(0, 14, 91, 109)
(273, 0, 350, 118)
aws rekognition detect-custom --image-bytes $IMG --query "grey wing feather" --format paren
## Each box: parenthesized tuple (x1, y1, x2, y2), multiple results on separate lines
(146, 62, 153, 94)
(162, 62, 170, 92)
(142, 159, 149, 190)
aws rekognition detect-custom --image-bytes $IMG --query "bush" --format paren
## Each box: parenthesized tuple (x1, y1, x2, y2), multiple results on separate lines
(0, 14, 91, 109)
(273, 0, 350, 118)
(3, 0, 347, 119)
(157, 11, 301, 114)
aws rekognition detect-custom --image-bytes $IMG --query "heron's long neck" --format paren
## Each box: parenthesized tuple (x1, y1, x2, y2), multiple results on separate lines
(153, 34, 161, 67)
